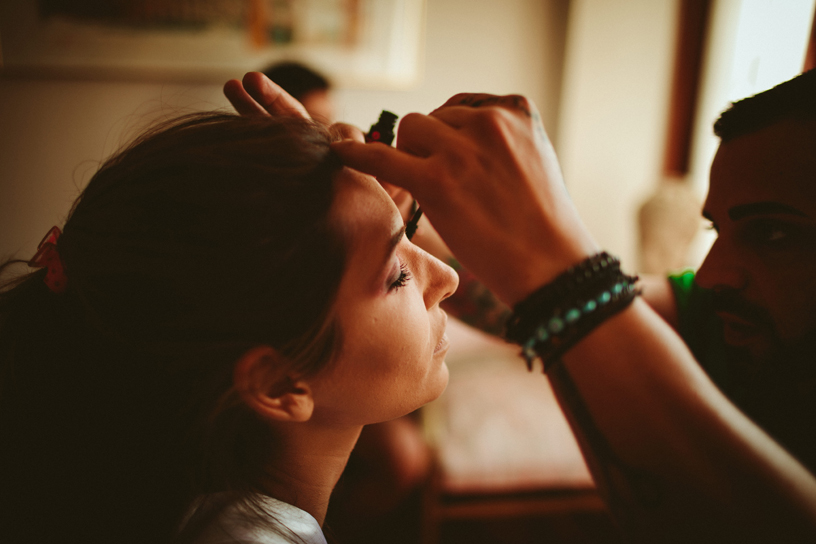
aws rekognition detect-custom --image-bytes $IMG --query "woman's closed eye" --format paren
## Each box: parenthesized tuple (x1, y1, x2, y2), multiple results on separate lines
(389, 261, 412, 291)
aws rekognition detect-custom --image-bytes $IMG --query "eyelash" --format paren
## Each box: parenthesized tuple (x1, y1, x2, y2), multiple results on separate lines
(389, 261, 412, 291)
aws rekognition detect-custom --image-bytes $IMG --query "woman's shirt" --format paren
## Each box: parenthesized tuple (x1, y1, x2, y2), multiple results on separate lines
(183, 493, 327, 544)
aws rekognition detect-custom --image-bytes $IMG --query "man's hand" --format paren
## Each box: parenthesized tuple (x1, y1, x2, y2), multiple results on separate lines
(224, 72, 310, 118)
(332, 93, 598, 305)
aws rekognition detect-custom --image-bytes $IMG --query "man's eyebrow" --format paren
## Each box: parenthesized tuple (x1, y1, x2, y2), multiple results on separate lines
(728, 202, 808, 221)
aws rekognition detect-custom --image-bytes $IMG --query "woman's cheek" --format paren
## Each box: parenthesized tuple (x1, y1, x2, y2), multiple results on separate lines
(405, 286, 433, 355)
(383, 288, 429, 353)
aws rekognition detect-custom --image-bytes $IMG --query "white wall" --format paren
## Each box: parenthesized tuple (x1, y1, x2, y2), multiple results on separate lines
(0, 81, 229, 261)
(557, 0, 679, 269)
(685, 0, 816, 265)
(0, 0, 569, 262)
(334, 0, 568, 132)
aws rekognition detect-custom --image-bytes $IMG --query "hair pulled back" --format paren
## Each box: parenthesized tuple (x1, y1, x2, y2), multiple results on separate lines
(0, 112, 346, 543)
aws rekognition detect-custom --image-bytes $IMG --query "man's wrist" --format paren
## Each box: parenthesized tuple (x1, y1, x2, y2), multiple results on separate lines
(497, 246, 598, 307)
(504, 252, 640, 372)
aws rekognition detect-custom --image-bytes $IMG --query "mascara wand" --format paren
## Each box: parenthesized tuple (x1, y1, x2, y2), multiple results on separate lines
(405, 205, 423, 241)
(365, 110, 398, 145)
(365, 110, 423, 240)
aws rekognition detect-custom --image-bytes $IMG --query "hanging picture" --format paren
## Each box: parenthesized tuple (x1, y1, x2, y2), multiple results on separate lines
(0, 0, 425, 88)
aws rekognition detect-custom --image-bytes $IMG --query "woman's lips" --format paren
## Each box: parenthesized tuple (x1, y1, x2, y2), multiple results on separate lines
(434, 333, 450, 355)
(434, 312, 449, 355)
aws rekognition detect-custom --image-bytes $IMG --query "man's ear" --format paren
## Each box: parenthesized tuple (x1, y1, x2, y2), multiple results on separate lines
(233, 346, 314, 423)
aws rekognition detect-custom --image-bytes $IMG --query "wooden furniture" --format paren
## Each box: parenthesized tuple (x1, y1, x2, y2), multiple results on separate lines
(419, 321, 617, 544)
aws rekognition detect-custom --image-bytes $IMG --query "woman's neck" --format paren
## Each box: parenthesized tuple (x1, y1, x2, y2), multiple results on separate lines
(259, 423, 363, 526)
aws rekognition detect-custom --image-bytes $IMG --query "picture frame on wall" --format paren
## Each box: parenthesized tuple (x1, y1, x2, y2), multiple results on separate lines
(0, 0, 425, 88)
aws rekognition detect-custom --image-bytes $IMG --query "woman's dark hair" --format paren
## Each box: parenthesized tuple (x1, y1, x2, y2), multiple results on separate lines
(0, 112, 346, 543)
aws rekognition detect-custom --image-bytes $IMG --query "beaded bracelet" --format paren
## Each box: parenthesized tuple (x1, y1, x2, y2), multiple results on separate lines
(504, 252, 639, 372)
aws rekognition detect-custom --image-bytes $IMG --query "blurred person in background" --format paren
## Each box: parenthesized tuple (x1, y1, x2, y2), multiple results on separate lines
(263, 62, 335, 124)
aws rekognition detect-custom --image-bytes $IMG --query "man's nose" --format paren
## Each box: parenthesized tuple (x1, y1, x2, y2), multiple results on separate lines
(695, 238, 748, 291)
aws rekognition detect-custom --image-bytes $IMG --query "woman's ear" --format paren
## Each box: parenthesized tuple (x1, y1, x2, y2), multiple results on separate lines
(233, 346, 314, 423)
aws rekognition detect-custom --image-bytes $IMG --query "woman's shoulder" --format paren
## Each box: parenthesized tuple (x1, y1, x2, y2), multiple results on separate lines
(183, 493, 327, 544)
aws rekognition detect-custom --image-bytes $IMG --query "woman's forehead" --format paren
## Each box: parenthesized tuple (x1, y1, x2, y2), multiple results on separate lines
(331, 167, 402, 251)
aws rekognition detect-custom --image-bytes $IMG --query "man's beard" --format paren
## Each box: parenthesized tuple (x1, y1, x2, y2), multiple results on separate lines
(712, 288, 816, 382)
(713, 290, 816, 473)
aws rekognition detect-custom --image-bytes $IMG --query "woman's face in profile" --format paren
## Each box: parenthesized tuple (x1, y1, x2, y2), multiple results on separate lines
(306, 168, 459, 425)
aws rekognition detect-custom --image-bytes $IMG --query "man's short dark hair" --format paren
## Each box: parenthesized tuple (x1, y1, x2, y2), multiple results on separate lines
(262, 62, 331, 102)
(714, 69, 816, 142)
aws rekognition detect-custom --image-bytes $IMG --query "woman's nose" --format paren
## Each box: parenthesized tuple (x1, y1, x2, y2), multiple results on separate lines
(419, 251, 459, 309)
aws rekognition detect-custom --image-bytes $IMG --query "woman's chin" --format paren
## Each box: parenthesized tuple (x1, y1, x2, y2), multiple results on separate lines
(427, 362, 450, 404)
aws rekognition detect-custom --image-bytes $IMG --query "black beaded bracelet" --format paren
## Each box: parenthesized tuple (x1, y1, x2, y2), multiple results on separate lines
(504, 252, 639, 372)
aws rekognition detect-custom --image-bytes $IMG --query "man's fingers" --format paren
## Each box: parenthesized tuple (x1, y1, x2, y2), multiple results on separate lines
(433, 92, 531, 113)
(427, 105, 481, 129)
(381, 182, 411, 203)
(432, 92, 509, 113)
(225, 73, 307, 118)
(241, 72, 310, 118)
(330, 122, 366, 143)
(396, 112, 464, 157)
(331, 140, 424, 193)
(433, 92, 490, 111)
(224, 79, 269, 117)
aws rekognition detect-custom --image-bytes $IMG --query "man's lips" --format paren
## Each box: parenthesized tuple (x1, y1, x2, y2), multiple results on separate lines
(715, 310, 757, 327)
(711, 290, 773, 347)
(715, 311, 765, 346)
(711, 290, 767, 318)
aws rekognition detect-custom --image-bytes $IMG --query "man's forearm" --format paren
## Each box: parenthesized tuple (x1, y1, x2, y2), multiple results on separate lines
(547, 300, 816, 543)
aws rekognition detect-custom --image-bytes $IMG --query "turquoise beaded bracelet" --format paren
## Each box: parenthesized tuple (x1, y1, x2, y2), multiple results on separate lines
(505, 253, 639, 372)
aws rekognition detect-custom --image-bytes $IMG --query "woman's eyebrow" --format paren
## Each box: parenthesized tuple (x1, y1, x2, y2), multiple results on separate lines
(728, 202, 808, 221)
(375, 225, 406, 286)
(386, 226, 406, 257)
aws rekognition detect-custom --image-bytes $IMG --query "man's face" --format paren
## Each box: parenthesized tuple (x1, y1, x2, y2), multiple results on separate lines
(697, 117, 816, 365)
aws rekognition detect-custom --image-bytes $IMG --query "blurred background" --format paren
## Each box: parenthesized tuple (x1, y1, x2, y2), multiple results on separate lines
(1, 0, 814, 269)
(1, 1, 815, 542)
